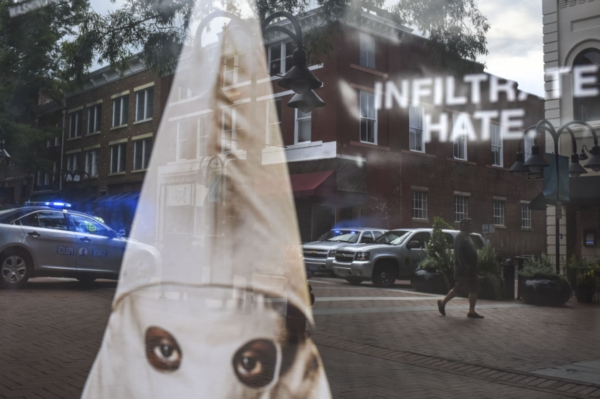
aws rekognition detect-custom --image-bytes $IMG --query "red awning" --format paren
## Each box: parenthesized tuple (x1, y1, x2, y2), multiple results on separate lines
(289, 171, 335, 197)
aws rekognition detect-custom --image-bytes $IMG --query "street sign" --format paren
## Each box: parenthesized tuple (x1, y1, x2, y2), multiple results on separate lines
(526, 171, 543, 180)
(489, 224, 496, 234)
(482, 224, 489, 234)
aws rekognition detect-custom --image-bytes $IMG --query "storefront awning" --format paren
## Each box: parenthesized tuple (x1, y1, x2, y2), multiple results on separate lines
(289, 171, 335, 197)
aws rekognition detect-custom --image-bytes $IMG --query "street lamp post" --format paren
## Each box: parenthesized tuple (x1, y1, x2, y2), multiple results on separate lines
(510, 118, 600, 274)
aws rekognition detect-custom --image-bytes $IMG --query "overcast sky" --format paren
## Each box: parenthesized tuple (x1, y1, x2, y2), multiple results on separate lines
(90, 0, 545, 97)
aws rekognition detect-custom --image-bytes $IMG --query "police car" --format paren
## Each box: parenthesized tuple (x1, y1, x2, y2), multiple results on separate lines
(0, 203, 160, 289)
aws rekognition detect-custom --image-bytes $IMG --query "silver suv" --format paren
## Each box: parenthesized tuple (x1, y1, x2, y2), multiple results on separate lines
(331, 228, 487, 287)
(303, 228, 386, 276)
(0, 206, 160, 289)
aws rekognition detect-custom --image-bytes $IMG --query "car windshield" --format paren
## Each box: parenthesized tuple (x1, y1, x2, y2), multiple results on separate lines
(320, 230, 361, 243)
(376, 230, 411, 245)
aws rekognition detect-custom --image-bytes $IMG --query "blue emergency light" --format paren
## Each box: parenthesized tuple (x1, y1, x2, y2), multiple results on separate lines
(44, 202, 72, 208)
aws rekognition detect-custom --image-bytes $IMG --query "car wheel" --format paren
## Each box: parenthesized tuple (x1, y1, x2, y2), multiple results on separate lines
(125, 253, 156, 284)
(77, 275, 96, 285)
(372, 262, 398, 287)
(345, 277, 363, 285)
(0, 249, 32, 289)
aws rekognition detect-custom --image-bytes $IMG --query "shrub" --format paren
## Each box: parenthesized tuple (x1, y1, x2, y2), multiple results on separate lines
(520, 255, 563, 281)
(477, 246, 504, 300)
(419, 217, 454, 289)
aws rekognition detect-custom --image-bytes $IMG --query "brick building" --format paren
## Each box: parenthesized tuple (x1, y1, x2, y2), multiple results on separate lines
(542, 0, 600, 264)
(28, 8, 547, 258)
(157, 9, 546, 259)
(31, 57, 170, 231)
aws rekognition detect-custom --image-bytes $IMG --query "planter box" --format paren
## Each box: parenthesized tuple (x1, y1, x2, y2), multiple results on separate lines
(411, 269, 501, 299)
(411, 269, 448, 294)
(520, 278, 571, 306)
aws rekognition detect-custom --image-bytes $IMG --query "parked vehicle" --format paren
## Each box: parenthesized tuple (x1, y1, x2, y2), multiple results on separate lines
(0, 205, 160, 289)
(303, 228, 387, 277)
(331, 228, 487, 287)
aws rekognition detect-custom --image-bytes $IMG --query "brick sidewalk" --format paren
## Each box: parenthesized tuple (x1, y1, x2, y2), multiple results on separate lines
(2, 277, 600, 398)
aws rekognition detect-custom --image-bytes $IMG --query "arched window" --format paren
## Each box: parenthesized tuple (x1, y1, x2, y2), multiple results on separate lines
(573, 48, 600, 121)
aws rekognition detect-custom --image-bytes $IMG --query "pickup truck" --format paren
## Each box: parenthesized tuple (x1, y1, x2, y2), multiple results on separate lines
(303, 228, 387, 277)
(331, 228, 487, 287)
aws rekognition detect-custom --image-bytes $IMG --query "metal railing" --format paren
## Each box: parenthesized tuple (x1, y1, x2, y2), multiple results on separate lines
(565, 267, 600, 303)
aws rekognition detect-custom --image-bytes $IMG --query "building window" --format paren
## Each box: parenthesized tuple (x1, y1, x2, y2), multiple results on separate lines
(134, 138, 152, 170)
(267, 41, 295, 76)
(223, 56, 237, 86)
(359, 33, 375, 69)
(84, 149, 99, 177)
(112, 95, 129, 127)
(66, 154, 78, 180)
(360, 91, 377, 144)
(493, 200, 505, 226)
(452, 113, 468, 160)
(136, 88, 154, 122)
(524, 131, 534, 159)
(573, 48, 600, 121)
(37, 171, 43, 187)
(295, 109, 311, 143)
(110, 143, 127, 174)
(69, 111, 82, 138)
(409, 105, 424, 152)
(54, 136, 59, 147)
(521, 203, 532, 229)
(88, 104, 102, 134)
(454, 196, 469, 223)
(412, 191, 428, 220)
(491, 123, 502, 166)
(176, 118, 196, 161)
(46, 140, 50, 148)
(266, 99, 282, 145)
(222, 107, 245, 153)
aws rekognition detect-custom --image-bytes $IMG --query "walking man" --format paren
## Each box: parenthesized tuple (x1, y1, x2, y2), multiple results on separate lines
(437, 218, 484, 319)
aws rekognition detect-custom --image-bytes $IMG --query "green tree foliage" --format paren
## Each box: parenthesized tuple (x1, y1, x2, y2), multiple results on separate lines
(419, 216, 454, 288)
(477, 245, 503, 300)
(66, 0, 489, 79)
(0, 0, 88, 174)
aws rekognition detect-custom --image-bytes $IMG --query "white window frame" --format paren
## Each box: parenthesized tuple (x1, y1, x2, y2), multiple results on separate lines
(221, 107, 243, 153)
(493, 200, 505, 226)
(409, 105, 425, 152)
(54, 136, 60, 147)
(69, 111, 82, 138)
(452, 113, 468, 160)
(360, 91, 377, 144)
(133, 138, 152, 171)
(521, 203, 532, 229)
(359, 33, 376, 69)
(524, 131, 534, 159)
(66, 154, 78, 180)
(88, 104, 102, 134)
(136, 88, 154, 122)
(110, 143, 127, 174)
(412, 191, 428, 220)
(294, 108, 311, 144)
(267, 41, 295, 76)
(266, 99, 282, 146)
(454, 196, 469, 223)
(112, 95, 129, 127)
(491, 123, 503, 167)
(85, 149, 99, 177)
(223, 55, 239, 87)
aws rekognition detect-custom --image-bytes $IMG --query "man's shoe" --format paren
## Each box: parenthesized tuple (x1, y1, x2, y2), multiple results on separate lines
(437, 300, 446, 316)
(467, 312, 484, 319)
